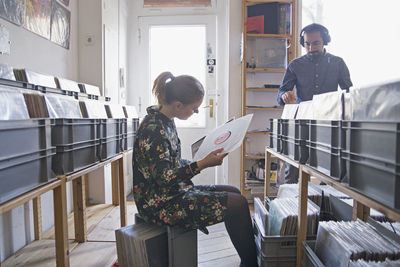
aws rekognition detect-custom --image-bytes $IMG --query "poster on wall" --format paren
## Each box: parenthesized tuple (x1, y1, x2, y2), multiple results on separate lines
(0, 0, 25, 26)
(51, 1, 70, 49)
(58, 0, 69, 7)
(23, 0, 52, 39)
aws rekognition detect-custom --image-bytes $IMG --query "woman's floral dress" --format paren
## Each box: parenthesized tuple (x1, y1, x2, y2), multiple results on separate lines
(132, 106, 228, 234)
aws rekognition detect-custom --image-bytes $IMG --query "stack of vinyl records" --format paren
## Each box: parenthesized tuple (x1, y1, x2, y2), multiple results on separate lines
(115, 223, 168, 267)
(16, 69, 57, 89)
(24, 92, 49, 118)
(349, 258, 400, 266)
(55, 77, 81, 93)
(379, 222, 400, 235)
(0, 64, 16, 80)
(319, 184, 350, 213)
(0, 88, 30, 120)
(268, 197, 319, 236)
(45, 94, 82, 118)
(79, 83, 101, 96)
(123, 105, 138, 118)
(339, 198, 387, 222)
(79, 99, 108, 118)
(277, 183, 323, 207)
(105, 103, 126, 118)
(316, 220, 400, 266)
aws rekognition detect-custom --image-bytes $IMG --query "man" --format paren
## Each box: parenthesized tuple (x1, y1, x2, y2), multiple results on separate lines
(277, 23, 352, 183)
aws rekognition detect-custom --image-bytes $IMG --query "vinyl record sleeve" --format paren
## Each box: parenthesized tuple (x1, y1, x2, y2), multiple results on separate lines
(193, 114, 253, 161)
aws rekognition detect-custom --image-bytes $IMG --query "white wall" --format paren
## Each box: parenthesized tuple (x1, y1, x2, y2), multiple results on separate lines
(0, 1, 78, 261)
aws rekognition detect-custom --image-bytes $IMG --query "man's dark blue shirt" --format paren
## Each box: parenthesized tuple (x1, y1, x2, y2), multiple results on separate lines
(277, 51, 352, 106)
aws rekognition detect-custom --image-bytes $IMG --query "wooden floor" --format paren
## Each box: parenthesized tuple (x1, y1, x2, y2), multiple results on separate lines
(2, 202, 240, 267)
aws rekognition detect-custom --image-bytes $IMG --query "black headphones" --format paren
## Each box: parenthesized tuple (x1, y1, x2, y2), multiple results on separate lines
(300, 23, 331, 47)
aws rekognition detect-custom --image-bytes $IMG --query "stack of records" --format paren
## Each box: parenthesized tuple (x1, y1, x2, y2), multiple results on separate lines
(277, 183, 323, 207)
(379, 222, 400, 236)
(319, 184, 350, 213)
(268, 197, 319, 236)
(23, 69, 57, 89)
(55, 77, 81, 93)
(105, 103, 126, 118)
(45, 94, 82, 118)
(254, 197, 268, 236)
(316, 220, 400, 266)
(80, 99, 108, 118)
(0, 64, 16, 80)
(115, 223, 168, 267)
(123, 105, 138, 118)
(349, 258, 400, 266)
(0, 88, 30, 120)
(24, 92, 49, 118)
(79, 83, 101, 96)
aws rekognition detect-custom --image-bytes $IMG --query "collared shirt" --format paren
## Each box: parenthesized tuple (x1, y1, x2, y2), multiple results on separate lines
(277, 51, 353, 106)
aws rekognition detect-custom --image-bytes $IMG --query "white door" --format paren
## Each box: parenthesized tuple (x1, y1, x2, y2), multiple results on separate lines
(137, 15, 218, 185)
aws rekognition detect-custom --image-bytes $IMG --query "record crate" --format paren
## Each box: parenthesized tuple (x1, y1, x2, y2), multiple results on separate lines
(51, 118, 100, 175)
(342, 121, 400, 211)
(281, 137, 308, 164)
(281, 119, 309, 140)
(99, 119, 123, 160)
(269, 118, 281, 152)
(0, 119, 55, 204)
(121, 118, 139, 151)
(307, 141, 343, 180)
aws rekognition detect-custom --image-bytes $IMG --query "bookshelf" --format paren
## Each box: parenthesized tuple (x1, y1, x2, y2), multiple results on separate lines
(240, 0, 298, 199)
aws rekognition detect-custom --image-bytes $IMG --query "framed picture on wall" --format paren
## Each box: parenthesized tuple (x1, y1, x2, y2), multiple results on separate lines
(23, 0, 52, 39)
(51, 0, 70, 49)
(0, 0, 25, 26)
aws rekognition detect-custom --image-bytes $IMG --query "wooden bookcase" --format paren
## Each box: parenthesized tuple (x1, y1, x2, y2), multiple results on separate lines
(240, 0, 298, 197)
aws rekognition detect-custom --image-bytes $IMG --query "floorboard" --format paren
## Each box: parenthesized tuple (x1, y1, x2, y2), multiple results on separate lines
(2, 203, 242, 267)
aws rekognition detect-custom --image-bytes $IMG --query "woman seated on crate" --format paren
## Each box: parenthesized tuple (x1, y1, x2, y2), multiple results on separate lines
(132, 72, 258, 267)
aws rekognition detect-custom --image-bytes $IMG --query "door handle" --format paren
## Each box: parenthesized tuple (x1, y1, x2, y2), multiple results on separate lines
(203, 99, 214, 118)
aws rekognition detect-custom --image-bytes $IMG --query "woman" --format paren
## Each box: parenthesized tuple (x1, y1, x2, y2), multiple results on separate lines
(133, 72, 258, 267)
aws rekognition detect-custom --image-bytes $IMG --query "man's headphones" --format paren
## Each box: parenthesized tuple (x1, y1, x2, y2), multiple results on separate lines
(299, 23, 331, 47)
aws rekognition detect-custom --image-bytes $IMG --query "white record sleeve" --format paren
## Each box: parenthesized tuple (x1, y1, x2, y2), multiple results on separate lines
(193, 114, 253, 161)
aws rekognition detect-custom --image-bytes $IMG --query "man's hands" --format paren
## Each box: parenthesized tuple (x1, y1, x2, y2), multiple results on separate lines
(197, 148, 228, 171)
(281, 91, 296, 104)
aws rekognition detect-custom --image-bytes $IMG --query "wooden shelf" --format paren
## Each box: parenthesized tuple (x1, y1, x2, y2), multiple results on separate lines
(246, 87, 279, 91)
(246, 67, 286, 73)
(246, 107, 283, 111)
(247, 131, 269, 135)
(247, 33, 291, 39)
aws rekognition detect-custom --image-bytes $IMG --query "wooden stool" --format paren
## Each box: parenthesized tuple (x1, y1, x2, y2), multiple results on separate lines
(115, 213, 197, 267)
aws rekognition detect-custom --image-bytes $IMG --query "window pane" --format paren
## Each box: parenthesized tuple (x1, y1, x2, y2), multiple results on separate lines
(302, 0, 400, 87)
(150, 25, 206, 128)
(144, 0, 211, 8)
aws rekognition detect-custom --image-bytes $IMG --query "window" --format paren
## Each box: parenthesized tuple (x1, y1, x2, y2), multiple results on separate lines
(302, 0, 400, 87)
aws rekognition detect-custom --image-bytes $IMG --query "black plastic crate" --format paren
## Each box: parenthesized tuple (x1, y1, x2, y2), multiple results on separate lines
(283, 137, 308, 164)
(52, 118, 99, 146)
(100, 119, 121, 139)
(309, 120, 342, 148)
(121, 133, 135, 151)
(0, 148, 56, 204)
(342, 151, 399, 211)
(307, 141, 343, 180)
(0, 119, 53, 160)
(270, 118, 280, 136)
(342, 121, 400, 165)
(99, 136, 121, 161)
(270, 132, 281, 152)
(52, 140, 99, 174)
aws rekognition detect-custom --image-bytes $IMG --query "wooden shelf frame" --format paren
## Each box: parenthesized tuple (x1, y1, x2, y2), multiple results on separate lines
(0, 152, 130, 267)
(264, 147, 400, 267)
(240, 0, 298, 195)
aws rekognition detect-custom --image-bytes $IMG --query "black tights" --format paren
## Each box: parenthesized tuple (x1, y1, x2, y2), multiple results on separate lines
(214, 185, 258, 267)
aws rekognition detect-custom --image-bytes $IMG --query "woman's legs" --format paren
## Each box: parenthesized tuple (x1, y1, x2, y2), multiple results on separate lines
(224, 192, 258, 267)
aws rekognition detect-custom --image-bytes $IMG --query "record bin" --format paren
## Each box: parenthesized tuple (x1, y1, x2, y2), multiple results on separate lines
(0, 119, 55, 204)
(99, 119, 123, 160)
(121, 118, 139, 151)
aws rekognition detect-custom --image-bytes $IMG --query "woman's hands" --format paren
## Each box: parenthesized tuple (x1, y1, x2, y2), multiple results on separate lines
(281, 91, 296, 104)
(197, 148, 228, 171)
